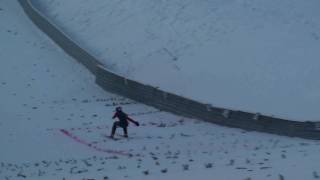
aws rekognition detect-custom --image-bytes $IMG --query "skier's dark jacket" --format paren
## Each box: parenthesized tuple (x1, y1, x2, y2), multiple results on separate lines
(112, 111, 135, 127)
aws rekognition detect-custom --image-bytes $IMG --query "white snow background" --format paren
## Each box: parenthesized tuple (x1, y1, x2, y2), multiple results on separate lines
(1, 0, 320, 180)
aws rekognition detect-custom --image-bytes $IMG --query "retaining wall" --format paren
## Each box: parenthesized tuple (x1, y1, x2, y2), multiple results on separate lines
(18, 0, 320, 140)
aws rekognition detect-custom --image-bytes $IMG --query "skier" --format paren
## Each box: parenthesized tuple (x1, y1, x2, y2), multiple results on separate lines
(110, 106, 139, 139)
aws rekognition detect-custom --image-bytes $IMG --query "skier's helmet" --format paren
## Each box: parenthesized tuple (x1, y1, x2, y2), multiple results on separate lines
(115, 106, 122, 112)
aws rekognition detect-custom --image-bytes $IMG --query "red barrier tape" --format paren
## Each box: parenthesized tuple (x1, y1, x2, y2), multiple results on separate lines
(59, 129, 131, 157)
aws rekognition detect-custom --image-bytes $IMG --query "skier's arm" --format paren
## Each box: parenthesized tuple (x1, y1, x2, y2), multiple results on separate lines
(127, 117, 139, 126)
(112, 112, 118, 119)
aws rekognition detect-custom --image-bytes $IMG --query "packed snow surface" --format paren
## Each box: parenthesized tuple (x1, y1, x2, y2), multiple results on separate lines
(35, 0, 320, 121)
(1, 1, 320, 180)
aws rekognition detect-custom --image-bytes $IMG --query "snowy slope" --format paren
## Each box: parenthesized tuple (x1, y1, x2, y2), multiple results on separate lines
(0, 0, 110, 162)
(35, 0, 320, 121)
(1, 1, 320, 180)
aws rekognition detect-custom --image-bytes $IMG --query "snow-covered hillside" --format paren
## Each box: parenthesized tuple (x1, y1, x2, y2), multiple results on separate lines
(35, 0, 320, 121)
(1, 1, 320, 180)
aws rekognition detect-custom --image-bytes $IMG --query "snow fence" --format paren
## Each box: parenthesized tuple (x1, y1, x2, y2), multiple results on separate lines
(18, 0, 320, 140)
